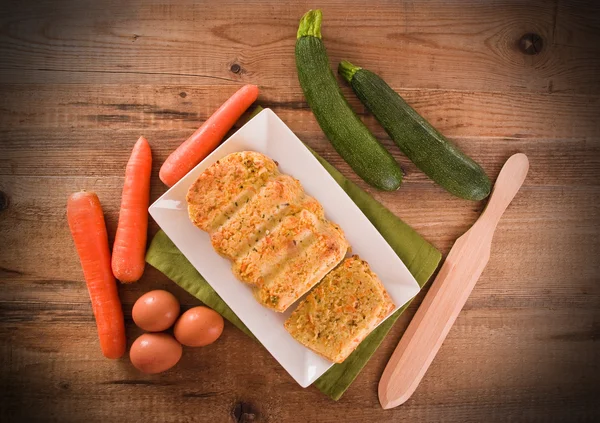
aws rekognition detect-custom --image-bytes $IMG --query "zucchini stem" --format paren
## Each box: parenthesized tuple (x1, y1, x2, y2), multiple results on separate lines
(297, 9, 322, 39)
(338, 60, 361, 84)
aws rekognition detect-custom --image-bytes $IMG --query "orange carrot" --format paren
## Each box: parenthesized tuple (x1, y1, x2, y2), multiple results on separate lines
(67, 191, 126, 359)
(159, 84, 259, 187)
(112, 136, 152, 283)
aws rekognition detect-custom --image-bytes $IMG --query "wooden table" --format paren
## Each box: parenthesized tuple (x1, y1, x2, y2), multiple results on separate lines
(1, 1, 599, 421)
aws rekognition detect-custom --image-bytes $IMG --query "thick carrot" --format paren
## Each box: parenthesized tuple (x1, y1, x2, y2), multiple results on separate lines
(112, 136, 152, 283)
(67, 191, 126, 359)
(159, 84, 259, 187)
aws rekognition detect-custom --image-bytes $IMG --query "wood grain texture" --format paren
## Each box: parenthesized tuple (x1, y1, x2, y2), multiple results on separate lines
(1, 0, 599, 422)
(0, 0, 599, 94)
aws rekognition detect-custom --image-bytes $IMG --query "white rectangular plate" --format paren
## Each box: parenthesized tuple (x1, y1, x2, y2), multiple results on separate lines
(149, 109, 420, 387)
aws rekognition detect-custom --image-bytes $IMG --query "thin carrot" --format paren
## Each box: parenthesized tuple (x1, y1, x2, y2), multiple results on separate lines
(67, 191, 126, 359)
(159, 84, 259, 187)
(112, 136, 152, 283)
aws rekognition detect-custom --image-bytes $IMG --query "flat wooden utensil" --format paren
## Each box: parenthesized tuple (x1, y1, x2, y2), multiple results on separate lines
(379, 153, 529, 409)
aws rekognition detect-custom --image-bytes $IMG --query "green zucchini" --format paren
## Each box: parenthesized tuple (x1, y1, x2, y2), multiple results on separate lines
(338, 61, 491, 201)
(295, 10, 403, 191)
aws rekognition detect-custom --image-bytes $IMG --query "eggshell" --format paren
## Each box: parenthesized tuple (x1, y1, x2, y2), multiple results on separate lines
(174, 306, 224, 347)
(132, 290, 180, 332)
(129, 333, 182, 374)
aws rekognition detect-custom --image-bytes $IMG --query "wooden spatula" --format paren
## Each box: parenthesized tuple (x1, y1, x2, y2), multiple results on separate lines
(379, 153, 529, 409)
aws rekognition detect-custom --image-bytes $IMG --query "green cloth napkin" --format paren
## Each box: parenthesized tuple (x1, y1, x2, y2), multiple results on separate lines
(146, 135, 441, 401)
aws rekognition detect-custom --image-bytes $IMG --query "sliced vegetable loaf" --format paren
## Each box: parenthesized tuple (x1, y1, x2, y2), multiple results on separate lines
(187, 151, 349, 312)
(284, 255, 395, 363)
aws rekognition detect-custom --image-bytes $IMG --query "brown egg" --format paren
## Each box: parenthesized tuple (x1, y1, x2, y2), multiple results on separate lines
(174, 306, 224, 347)
(129, 333, 182, 374)
(132, 290, 180, 332)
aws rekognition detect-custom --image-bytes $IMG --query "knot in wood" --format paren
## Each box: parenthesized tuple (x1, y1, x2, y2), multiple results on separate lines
(232, 401, 258, 422)
(0, 191, 8, 212)
(230, 63, 242, 74)
(519, 33, 543, 55)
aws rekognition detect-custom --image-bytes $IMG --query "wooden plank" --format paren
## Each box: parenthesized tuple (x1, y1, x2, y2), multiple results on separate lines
(0, 0, 599, 94)
(2, 128, 600, 192)
(1, 175, 598, 311)
(1, 309, 598, 422)
(0, 84, 598, 139)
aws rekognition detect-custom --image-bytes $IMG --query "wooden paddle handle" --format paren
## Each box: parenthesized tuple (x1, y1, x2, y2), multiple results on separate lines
(378, 153, 529, 409)
(477, 153, 530, 231)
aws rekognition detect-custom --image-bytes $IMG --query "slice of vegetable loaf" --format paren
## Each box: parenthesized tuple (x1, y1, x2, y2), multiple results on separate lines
(186, 151, 348, 313)
(284, 255, 395, 363)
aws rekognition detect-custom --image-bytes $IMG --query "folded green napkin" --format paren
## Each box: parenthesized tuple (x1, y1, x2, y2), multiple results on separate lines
(146, 144, 441, 401)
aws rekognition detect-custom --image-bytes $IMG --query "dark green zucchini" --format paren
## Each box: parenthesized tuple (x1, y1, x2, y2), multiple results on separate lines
(338, 60, 491, 201)
(295, 10, 403, 191)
